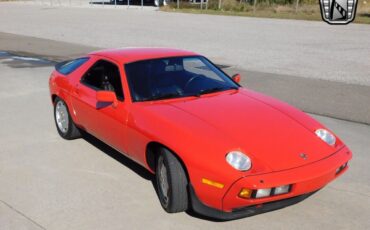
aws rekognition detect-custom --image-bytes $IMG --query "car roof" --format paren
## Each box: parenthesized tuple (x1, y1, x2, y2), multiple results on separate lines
(89, 48, 199, 63)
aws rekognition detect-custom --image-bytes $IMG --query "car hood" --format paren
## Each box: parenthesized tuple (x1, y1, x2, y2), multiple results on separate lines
(165, 88, 335, 172)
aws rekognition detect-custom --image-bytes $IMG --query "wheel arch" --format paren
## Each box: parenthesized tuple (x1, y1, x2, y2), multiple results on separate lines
(51, 91, 80, 126)
(51, 89, 68, 105)
(51, 94, 58, 104)
(145, 141, 190, 181)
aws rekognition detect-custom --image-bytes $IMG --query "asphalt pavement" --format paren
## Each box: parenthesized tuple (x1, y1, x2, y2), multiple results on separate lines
(1, 31, 369, 124)
(0, 2, 369, 85)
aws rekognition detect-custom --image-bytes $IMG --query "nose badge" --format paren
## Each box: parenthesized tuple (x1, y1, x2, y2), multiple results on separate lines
(300, 153, 308, 160)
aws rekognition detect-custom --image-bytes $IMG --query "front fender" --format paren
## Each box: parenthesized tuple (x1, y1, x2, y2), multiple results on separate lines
(126, 102, 251, 210)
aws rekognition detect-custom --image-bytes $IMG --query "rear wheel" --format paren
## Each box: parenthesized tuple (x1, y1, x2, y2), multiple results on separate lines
(54, 97, 81, 140)
(156, 148, 188, 213)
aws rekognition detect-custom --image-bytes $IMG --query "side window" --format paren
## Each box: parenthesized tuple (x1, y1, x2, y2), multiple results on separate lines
(55, 57, 89, 75)
(81, 60, 124, 101)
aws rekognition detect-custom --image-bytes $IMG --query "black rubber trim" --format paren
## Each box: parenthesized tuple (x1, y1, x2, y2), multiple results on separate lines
(189, 184, 317, 221)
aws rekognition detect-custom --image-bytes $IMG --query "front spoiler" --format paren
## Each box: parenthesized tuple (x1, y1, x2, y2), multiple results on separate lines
(189, 184, 316, 221)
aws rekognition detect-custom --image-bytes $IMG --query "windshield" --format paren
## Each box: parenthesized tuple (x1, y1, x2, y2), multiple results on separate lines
(125, 56, 239, 102)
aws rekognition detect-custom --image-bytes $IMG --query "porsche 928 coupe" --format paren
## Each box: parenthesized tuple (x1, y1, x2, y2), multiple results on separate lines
(49, 48, 352, 220)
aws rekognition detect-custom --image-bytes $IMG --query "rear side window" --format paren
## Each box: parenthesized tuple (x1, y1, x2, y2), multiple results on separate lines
(81, 59, 124, 101)
(55, 57, 89, 75)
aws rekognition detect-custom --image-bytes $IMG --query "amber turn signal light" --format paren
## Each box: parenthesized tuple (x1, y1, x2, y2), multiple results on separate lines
(201, 178, 224, 189)
(238, 188, 252, 199)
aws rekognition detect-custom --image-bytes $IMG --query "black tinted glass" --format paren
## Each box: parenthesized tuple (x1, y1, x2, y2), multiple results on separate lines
(56, 57, 89, 75)
(125, 56, 238, 102)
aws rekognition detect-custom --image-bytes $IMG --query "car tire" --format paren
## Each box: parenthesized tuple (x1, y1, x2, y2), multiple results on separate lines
(54, 97, 81, 140)
(156, 148, 188, 213)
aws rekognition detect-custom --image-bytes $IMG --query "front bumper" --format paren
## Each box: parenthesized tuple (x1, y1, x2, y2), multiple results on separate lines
(190, 146, 351, 220)
(189, 184, 317, 221)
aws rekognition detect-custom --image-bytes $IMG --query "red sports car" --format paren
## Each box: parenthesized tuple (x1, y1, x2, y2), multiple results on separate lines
(49, 48, 352, 220)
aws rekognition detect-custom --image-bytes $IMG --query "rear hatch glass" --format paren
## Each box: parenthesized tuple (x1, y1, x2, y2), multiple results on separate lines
(55, 57, 89, 75)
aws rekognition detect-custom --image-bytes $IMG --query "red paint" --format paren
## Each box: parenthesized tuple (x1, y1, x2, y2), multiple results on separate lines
(49, 48, 352, 212)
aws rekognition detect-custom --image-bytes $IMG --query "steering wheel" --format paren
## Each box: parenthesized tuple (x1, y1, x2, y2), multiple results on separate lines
(184, 75, 202, 92)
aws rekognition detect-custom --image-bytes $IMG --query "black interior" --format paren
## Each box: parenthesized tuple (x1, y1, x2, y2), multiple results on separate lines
(81, 60, 124, 100)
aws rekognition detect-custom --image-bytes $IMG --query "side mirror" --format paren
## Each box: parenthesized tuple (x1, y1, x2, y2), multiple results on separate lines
(96, 91, 118, 108)
(231, 74, 241, 83)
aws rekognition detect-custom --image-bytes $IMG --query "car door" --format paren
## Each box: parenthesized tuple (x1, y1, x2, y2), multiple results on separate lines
(70, 58, 129, 154)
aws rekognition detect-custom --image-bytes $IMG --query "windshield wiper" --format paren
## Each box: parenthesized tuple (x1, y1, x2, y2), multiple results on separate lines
(193, 86, 238, 97)
(147, 86, 238, 101)
(150, 92, 181, 101)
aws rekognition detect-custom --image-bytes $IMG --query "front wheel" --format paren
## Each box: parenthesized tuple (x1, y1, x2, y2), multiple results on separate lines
(156, 148, 188, 213)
